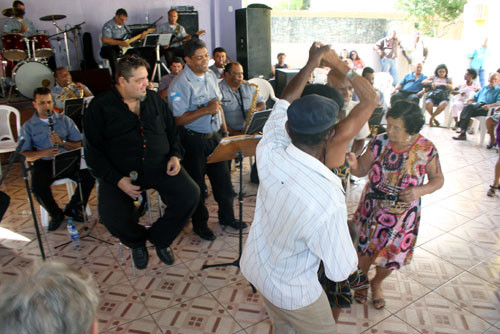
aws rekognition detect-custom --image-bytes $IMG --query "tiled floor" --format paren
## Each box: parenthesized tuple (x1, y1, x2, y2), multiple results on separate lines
(0, 125, 499, 333)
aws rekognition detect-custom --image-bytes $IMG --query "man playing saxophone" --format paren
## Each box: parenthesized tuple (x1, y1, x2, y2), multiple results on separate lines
(51, 67, 93, 111)
(219, 62, 265, 135)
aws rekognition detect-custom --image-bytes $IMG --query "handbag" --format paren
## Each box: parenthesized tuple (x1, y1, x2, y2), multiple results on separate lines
(427, 88, 448, 101)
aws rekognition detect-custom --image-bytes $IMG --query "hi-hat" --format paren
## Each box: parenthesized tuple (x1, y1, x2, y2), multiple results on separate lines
(2, 7, 23, 17)
(39, 14, 66, 21)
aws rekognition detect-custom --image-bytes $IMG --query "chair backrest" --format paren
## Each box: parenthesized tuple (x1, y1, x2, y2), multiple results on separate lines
(0, 105, 21, 142)
(248, 77, 279, 103)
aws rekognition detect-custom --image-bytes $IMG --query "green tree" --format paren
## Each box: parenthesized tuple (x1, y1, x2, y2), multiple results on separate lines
(396, 0, 466, 36)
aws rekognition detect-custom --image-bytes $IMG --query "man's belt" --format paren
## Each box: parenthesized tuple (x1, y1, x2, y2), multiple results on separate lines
(183, 128, 219, 139)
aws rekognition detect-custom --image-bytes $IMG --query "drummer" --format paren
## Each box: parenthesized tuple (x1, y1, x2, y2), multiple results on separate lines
(3, 1, 35, 37)
(51, 67, 93, 111)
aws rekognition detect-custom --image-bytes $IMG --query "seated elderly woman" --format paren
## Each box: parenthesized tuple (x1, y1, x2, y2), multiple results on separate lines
(346, 100, 444, 309)
(450, 69, 480, 130)
(487, 121, 500, 197)
(422, 64, 453, 127)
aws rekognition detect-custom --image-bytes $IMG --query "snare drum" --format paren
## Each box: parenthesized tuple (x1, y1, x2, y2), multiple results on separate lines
(32, 33, 53, 58)
(2, 33, 26, 61)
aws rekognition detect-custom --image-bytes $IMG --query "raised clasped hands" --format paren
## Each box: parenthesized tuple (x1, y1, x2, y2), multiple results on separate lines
(307, 42, 332, 69)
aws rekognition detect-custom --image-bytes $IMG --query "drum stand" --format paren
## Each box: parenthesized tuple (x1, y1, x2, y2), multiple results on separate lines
(52, 20, 71, 70)
(151, 44, 168, 83)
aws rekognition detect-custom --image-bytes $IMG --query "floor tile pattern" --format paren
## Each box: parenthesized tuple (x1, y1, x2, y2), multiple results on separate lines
(0, 126, 499, 333)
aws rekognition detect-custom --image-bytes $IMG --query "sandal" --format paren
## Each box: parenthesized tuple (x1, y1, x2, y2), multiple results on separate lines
(354, 290, 368, 304)
(373, 298, 386, 310)
(433, 119, 440, 127)
(487, 185, 497, 197)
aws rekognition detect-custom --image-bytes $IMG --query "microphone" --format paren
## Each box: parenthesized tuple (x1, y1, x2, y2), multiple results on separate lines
(129, 171, 140, 205)
(129, 171, 138, 185)
(14, 135, 25, 157)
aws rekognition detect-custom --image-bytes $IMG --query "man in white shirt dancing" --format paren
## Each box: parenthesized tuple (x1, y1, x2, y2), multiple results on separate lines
(241, 42, 377, 333)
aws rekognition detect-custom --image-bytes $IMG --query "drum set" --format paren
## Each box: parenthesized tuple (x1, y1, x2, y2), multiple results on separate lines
(1, 8, 84, 100)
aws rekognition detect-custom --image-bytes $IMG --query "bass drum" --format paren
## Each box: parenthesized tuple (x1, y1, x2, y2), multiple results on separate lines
(12, 61, 54, 99)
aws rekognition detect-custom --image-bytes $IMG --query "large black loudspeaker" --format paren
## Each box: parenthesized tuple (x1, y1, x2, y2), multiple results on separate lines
(235, 7, 272, 79)
(177, 11, 199, 35)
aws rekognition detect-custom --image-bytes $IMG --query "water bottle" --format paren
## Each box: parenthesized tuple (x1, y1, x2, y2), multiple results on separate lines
(67, 219, 80, 249)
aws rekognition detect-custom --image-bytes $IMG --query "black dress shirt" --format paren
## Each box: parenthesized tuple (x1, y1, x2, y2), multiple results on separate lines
(83, 87, 184, 186)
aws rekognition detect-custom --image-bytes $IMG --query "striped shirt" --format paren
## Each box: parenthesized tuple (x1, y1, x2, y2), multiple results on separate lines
(240, 99, 358, 310)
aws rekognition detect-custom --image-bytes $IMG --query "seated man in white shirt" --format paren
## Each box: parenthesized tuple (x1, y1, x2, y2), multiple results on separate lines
(240, 42, 377, 333)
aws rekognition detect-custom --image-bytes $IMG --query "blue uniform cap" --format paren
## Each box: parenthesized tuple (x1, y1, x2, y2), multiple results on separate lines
(287, 94, 339, 134)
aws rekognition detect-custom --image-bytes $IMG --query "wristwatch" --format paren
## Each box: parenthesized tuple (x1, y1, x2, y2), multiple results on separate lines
(61, 140, 67, 147)
(346, 69, 358, 81)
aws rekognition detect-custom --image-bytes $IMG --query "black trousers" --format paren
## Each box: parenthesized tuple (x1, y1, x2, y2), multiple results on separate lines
(180, 130, 235, 230)
(390, 91, 420, 106)
(31, 160, 95, 220)
(458, 103, 488, 133)
(97, 167, 199, 249)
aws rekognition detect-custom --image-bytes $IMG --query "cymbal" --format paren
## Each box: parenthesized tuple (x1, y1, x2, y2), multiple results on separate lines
(2, 7, 23, 17)
(39, 14, 66, 21)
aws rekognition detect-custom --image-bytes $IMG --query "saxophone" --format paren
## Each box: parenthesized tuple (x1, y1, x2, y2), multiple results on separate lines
(242, 82, 259, 134)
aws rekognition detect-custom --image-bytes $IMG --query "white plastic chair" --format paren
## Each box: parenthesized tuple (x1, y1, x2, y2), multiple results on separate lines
(0, 105, 21, 177)
(470, 107, 495, 146)
(39, 178, 92, 227)
(420, 92, 452, 127)
(248, 77, 278, 103)
(373, 72, 393, 108)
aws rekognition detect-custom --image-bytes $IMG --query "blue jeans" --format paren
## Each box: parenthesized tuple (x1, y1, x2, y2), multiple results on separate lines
(478, 68, 485, 88)
(381, 57, 398, 86)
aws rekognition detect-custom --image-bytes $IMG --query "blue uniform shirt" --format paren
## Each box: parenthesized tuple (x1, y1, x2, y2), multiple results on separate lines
(102, 18, 130, 46)
(168, 65, 222, 133)
(399, 72, 428, 93)
(3, 17, 35, 37)
(219, 79, 264, 131)
(21, 112, 81, 160)
(474, 85, 500, 104)
(156, 23, 187, 48)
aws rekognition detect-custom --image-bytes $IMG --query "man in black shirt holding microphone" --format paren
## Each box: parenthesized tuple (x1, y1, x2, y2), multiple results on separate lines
(84, 56, 199, 270)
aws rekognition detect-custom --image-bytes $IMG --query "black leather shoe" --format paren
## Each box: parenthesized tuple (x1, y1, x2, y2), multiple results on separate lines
(193, 226, 216, 241)
(64, 206, 84, 222)
(48, 213, 64, 231)
(156, 246, 174, 265)
(220, 220, 248, 229)
(131, 246, 149, 270)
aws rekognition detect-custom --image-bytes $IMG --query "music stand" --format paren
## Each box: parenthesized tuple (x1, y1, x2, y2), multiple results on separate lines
(244, 109, 272, 134)
(52, 149, 111, 248)
(202, 135, 261, 271)
(0, 138, 47, 260)
(146, 34, 170, 83)
(64, 98, 84, 132)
